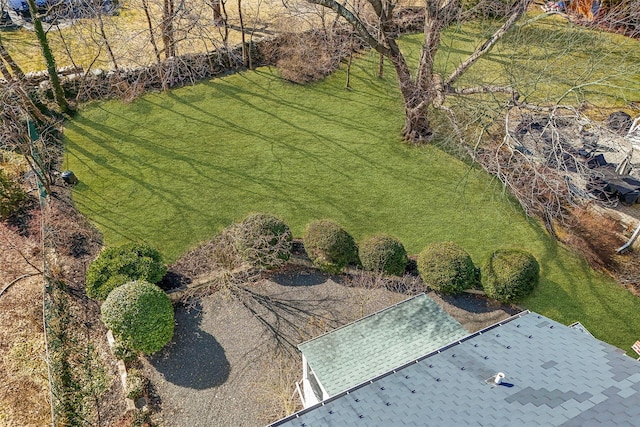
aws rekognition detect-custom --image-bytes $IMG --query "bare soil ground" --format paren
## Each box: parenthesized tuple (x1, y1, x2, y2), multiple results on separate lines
(143, 263, 518, 427)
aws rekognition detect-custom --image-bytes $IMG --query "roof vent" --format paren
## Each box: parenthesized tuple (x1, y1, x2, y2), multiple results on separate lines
(486, 372, 506, 386)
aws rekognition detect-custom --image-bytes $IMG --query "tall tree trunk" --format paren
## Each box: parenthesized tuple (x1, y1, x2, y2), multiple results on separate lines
(141, 0, 165, 90)
(0, 35, 25, 80)
(212, 0, 223, 24)
(345, 50, 352, 89)
(388, 43, 434, 142)
(96, 12, 119, 71)
(162, 0, 176, 58)
(142, 0, 162, 64)
(26, 0, 70, 114)
(402, 98, 433, 142)
(238, 0, 247, 67)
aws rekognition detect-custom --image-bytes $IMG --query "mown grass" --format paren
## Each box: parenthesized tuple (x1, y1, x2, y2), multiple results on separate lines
(64, 18, 640, 353)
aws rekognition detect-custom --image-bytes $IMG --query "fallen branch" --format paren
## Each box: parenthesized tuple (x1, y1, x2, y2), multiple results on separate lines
(0, 273, 41, 298)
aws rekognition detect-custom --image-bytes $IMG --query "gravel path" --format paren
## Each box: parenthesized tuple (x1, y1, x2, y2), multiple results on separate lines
(143, 265, 517, 426)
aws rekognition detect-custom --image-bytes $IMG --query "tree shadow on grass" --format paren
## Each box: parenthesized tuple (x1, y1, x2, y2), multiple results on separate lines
(149, 302, 230, 390)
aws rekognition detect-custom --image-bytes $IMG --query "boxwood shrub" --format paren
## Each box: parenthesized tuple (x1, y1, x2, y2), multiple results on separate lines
(86, 243, 167, 300)
(234, 213, 292, 269)
(303, 220, 358, 273)
(417, 242, 476, 294)
(482, 249, 540, 302)
(101, 280, 174, 355)
(359, 234, 408, 276)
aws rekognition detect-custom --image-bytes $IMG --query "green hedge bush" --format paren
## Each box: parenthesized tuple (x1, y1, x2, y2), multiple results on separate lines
(86, 243, 167, 300)
(234, 213, 292, 269)
(417, 242, 476, 294)
(0, 168, 29, 221)
(101, 280, 174, 355)
(482, 249, 540, 302)
(359, 234, 408, 276)
(303, 220, 358, 273)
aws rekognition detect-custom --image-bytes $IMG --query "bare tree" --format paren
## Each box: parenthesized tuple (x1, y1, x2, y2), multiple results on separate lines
(0, 84, 59, 195)
(26, 0, 71, 114)
(0, 34, 25, 81)
(142, 0, 164, 66)
(305, 0, 529, 142)
(162, 0, 177, 58)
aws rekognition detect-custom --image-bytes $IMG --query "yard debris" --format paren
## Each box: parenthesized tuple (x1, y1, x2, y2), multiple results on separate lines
(503, 106, 640, 206)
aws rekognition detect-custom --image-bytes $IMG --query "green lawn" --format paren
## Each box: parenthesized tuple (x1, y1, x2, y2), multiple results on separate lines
(64, 20, 640, 353)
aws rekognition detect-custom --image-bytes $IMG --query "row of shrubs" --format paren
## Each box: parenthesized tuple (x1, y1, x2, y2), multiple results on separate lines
(86, 213, 540, 356)
(301, 218, 540, 303)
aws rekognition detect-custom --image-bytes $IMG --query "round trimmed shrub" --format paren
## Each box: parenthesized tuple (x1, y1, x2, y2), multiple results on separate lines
(482, 249, 540, 303)
(86, 243, 167, 300)
(101, 280, 174, 355)
(303, 220, 358, 273)
(417, 242, 476, 294)
(359, 234, 408, 276)
(234, 213, 292, 269)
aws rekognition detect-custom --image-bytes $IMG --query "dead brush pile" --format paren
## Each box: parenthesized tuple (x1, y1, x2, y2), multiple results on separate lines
(268, 28, 364, 84)
(558, 206, 640, 294)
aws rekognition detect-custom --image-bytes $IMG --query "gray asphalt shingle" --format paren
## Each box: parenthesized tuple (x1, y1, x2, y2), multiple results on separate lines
(273, 311, 640, 426)
(298, 293, 468, 396)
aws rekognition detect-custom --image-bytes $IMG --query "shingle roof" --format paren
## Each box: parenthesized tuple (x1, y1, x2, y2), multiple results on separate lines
(274, 311, 640, 426)
(298, 293, 468, 396)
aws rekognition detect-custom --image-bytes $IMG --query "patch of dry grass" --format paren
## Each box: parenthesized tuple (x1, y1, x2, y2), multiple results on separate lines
(0, 274, 50, 427)
(5, 0, 321, 72)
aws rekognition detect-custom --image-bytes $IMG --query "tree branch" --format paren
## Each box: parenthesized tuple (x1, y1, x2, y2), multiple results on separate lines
(445, 0, 532, 86)
(306, 0, 391, 56)
(0, 273, 41, 298)
(445, 85, 518, 96)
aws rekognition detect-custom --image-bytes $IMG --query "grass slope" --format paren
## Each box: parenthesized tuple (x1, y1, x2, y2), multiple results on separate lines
(64, 24, 640, 352)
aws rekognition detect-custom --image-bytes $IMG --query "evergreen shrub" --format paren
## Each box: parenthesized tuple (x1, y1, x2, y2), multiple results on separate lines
(359, 234, 408, 276)
(101, 280, 174, 355)
(417, 242, 476, 294)
(303, 220, 358, 273)
(86, 243, 166, 300)
(482, 249, 540, 302)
